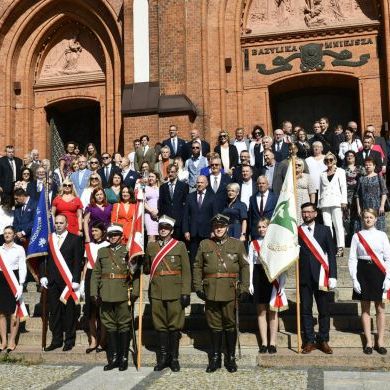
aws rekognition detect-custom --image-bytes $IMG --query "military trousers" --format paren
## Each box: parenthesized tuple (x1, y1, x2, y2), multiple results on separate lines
(151, 298, 184, 331)
(205, 300, 235, 331)
(100, 300, 131, 332)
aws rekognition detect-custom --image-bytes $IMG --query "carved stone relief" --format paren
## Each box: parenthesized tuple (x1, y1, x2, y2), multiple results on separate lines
(245, 0, 377, 34)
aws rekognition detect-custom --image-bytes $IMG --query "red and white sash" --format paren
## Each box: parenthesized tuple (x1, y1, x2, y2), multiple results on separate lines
(150, 238, 179, 279)
(49, 234, 80, 304)
(85, 243, 96, 269)
(0, 254, 28, 321)
(298, 226, 329, 291)
(357, 232, 390, 302)
(252, 240, 288, 311)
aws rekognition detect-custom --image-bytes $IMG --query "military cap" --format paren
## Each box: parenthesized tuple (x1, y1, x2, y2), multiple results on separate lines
(158, 215, 175, 228)
(107, 224, 123, 235)
(211, 213, 230, 226)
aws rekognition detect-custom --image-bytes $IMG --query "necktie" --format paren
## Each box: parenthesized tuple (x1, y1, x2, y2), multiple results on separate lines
(198, 192, 203, 208)
(57, 235, 63, 248)
(259, 194, 264, 216)
(172, 138, 177, 154)
(9, 159, 16, 182)
(308, 226, 311, 232)
(213, 177, 218, 193)
(169, 182, 174, 199)
(37, 181, 43, 192)
(277, 142, 281, 152)
(21, 204, 26, 215)
(105, 166, 109, 181)
(143, 147, 146, 156)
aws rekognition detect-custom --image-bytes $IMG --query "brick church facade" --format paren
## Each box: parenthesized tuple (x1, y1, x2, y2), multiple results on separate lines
(0, 0, 389, 157)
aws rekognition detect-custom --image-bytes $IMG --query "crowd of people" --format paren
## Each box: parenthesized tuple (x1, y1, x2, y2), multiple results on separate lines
(0, 118, 390, 372)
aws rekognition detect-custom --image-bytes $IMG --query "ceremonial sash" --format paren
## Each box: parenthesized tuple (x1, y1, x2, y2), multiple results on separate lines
(357, 232, 390, 302)
(0, 254, 28, 321)
(298, 226, 329, 291)
(150, 238, 179, 280)
(48, 234, 80, 304)
(85, 243, 96, 269)
(252, 240, 288, 311)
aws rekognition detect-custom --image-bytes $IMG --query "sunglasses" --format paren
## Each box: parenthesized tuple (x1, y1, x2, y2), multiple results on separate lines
(91, 177, 99, 180)
(324, 158, 334, 162)
(192, 147, 200, 149)
(220, 134, 227, 138)
(295, 164, 303, 167)
(210, 164, 220, 167)
(102, 156, 110, 160)
(63, 184, 73, 187)
(90, 161, 99, 164)
(254, 132, 261, 135)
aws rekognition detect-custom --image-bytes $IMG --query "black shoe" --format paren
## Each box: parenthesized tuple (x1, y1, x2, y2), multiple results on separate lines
(169, 331, 181, 372)
(224, 331, 237, 373)
(118, 331, 131, 371)
(104, 331, 120, 371)
(259, 345, 267, 354)
(363, 346, 373, 355)
(377, 347, 387, 355)
(206, 331, 223, 373)
(86, 346, 97, 354)
(44, 343, 62, 352)
(154, 332, 170, 371)
(63, 345, 73, 352)
(268, 345, 277, 354)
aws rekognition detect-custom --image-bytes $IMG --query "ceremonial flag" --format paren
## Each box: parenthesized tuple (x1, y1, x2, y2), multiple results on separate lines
(127, 185, 145, 260)
(26, 187, 52, 282)
(260, 159, 299, 281)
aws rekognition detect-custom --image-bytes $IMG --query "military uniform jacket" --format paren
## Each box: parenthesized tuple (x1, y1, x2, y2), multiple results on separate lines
(90, 244, 139, 302)
(144, 240, 191, 300)
(193, 237, 249, 301)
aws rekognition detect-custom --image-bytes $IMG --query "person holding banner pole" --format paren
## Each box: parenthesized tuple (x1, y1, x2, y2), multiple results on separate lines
(0, 226, 27, 352)
(348, 208, 390, 355)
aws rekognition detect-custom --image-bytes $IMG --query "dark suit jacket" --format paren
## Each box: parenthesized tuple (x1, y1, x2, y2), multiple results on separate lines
(214, 144, 239, 169)
(40, 233, 83, 286)
(182, 140, 210, 162)
(13, 197, 37, 238)
(248, 191, 278, 239)
(356, 149, 383, 173)
(97, 164, 122, 188)
(182, 189, 215, 238)
(0, 156, 23, 195)
(207, 173, 231, 212)
(298, 224, 337, 286)
(123, 170, 139, 189)
(375, 136, 388, 165)
(254, 144, 264, 169)
(295, 141, 312, 160)
(162, 137, 186, 158)
(158, 180, 189, 230)
(272, 141, 290, 162)
(232, 164, 260, 183)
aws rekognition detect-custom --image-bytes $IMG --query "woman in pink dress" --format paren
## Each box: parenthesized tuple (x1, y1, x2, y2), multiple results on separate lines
(52, 178, 83, 236)
(144, 172, 160, 242)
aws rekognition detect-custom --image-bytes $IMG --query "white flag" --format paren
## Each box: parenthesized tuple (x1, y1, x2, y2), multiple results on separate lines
(260, 159, 299, 281)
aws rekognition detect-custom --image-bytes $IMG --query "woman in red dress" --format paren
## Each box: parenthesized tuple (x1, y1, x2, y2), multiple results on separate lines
(52, 178, 83, 236)
(111, 185, 137, 243)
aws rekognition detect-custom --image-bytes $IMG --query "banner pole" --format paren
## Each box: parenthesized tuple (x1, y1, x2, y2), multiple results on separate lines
(291, 156, 302, 353)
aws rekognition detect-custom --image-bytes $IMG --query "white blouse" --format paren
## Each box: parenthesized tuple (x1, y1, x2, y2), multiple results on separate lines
(349, 228, 390, 279)
(248, 238, 264, 265)
(85, 241, 110, 270)
(0, 243, 27, 284)
(0, 207, 14, 235)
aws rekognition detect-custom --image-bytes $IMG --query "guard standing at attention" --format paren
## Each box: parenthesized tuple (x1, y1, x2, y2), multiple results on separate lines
(90, 224, 139, 371)
(144, 215, 191, 372)
(193, 214, 250, 373)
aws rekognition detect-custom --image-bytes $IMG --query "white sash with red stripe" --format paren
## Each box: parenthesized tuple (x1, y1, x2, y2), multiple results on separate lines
(357, 232, 390, 302)
(252, 240, 288, 312)
(49, 234, 80, 304)
(298, 226, 329, 291)
(0, 254, 28, 321)
(150, 238, 179, 280)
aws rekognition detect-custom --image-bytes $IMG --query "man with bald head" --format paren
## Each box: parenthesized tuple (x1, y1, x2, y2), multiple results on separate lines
(182, 175, 216, 265)
(182, 128, 210, 162)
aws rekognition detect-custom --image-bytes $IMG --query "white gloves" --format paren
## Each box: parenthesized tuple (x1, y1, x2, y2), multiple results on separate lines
(383, 278, 390, 292)
(249, 284, 254, 295)
(40, 277, 48, 289)
(79, 280, 85, 299)
(15, 286, 23, 300)
(72, 282, 80, 291)
(328, 278, 337, 290)
(353, 279, 361, 295)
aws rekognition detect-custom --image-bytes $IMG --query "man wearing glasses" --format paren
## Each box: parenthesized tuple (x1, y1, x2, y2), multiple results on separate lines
(88, 158, 100, 174)
(97, 153, 121, 188)
(184, 141, 208, 191)
(207, 157, 231, 212)
(182, 129, 210, 162)
(70, 155, 92, 197)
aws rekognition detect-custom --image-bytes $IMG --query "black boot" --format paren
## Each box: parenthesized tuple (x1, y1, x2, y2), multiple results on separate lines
(224, 330, 237, 373)
(169, 331, 181, 372)
(103, 331, 119, 371)
(206, 331, 222, 373)
(154, 332, 170, 371)
(118, 331, 131, 371)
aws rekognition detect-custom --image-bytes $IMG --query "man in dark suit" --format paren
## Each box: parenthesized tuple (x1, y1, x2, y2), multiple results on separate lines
(254, 136, 273, 169)
(26, 166, 47, 201)
(207, 157, 231, 213)
(232, 150, 259, 183)
(356, 136, 383, 173)
(183, 175, 215, 265)
(39, 214, 83, 352)
(0, 145, 23, 196)
(248, 176, 277, 239)
(259, 149, 279, 193)
(162, 125, 186, 158)
(97, 152, 122, 188)
(13, 188, 37, 245)
(272, 129, 289, 162)
(298, 202, 337, 355)
(158, 164, 189, 240)
(181, 129, 210, 162)
(120, 157, 139, 189)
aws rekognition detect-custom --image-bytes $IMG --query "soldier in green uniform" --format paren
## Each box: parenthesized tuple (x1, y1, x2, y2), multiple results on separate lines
(90, 225, 139, 371)
(193, 214, 250, 373)
(144, 215, 191, 372)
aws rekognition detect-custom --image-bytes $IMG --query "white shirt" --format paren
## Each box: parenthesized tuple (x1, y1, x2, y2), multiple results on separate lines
(240, 179, 253, 209)
(302, 222, 315, 236)
(264, 163, 276, 189)
(338, 139, 363, 160)
(81, 187, 93, 210)
(248, 238, 264, 265)
(78, 168, 86, 185)
(220, 146, 230, 171)
(0, 207, 14, 235)
(249, 141, 263, 166)
(56, 231, 68, 247)
(85, 241, 110, 270)
(210, 173, 221, 192)
(128, 152, 136, 170)
(257, 190, 269, 211)
(233, 140, 248, 163)
(305, 156, 326, 191)
(0, 243, 27, 284)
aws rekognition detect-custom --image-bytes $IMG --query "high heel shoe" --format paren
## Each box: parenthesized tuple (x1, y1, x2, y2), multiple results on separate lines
(6, 346, 16, 353)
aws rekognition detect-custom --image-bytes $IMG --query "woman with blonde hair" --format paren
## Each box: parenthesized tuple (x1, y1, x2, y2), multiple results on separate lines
(214, 130, 239, 174)
(80, 174, 103, 209)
